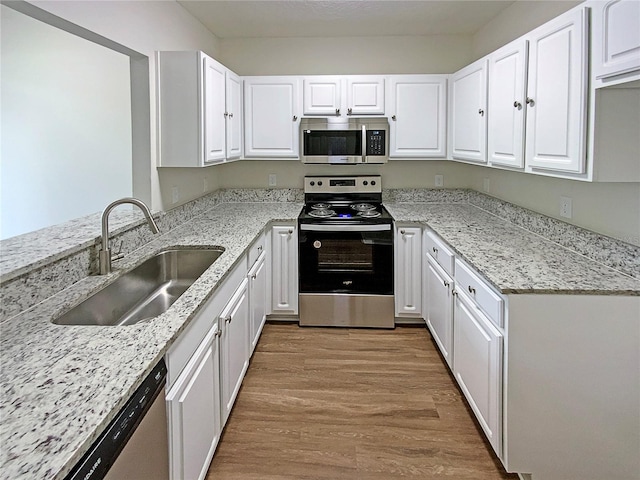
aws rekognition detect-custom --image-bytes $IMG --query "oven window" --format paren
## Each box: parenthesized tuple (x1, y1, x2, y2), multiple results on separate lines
(317, 239, 373, 272)
(304, 130, 362, 156)
(299, 230, 393, 295)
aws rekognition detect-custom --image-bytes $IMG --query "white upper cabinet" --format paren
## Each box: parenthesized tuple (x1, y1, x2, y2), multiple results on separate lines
(346, 76, 385, 115)
(158, 51, 239, 167)
(592, 0, 640, 83)
(450, 58, 488, 163)
(524, 7, 588, 174)
(487, 40, 528, 169)
(225, 71, 243, 160)
(303, 76, 342, 116)
(244, 77, 301, 158)
(203, 56, 227, 164)
(388, 75, 447, 159)
(302, 75, 385, 116)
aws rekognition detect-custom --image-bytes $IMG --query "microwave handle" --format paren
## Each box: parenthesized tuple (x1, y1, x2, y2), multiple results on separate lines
(361, 125, 367, 163)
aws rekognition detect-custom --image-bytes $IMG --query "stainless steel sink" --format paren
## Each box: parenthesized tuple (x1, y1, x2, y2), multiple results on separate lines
(53, 247, 224, 326)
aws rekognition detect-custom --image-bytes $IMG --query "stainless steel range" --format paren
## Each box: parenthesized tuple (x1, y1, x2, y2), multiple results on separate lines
(298, 175, 394, 328)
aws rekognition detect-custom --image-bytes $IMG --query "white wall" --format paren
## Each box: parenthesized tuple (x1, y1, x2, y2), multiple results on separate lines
(1, 5, 131, 239)
(471, 0, 582, 60)
(218, 35, 472, 75)
(218, 160, 472, 190)
(29, 0, 222, 212)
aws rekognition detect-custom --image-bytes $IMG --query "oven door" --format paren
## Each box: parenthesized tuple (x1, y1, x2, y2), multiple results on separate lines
(299, 224, 393, 294)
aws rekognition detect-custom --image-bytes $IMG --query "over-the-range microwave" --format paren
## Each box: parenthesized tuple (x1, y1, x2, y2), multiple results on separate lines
(300, 117, 389, 164)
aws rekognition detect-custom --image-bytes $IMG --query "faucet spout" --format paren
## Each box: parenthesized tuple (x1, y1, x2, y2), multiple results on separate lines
(99, 197, 159, 275)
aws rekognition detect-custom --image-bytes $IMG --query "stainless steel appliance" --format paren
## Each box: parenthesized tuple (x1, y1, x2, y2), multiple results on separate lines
(300, 117, 389, 164)
(64, 360, 169, 480)
(298, 175, 394, 328)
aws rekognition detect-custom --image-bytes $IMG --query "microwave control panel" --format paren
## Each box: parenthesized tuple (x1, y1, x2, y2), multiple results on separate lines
(367, 130, 386, 156)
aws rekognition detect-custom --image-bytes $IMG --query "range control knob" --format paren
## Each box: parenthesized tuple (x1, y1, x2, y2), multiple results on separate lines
(371, 180, 376, 186)
(318, 181, 323, 186)
(363, 181, 368, 186)
(310, 181, 315, 186)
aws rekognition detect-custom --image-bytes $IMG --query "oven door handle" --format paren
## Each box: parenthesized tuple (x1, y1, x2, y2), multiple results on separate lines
(300, 224, 391, 232)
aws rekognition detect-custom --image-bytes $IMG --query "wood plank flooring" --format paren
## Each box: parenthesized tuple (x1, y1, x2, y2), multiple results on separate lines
(206, 323, 518, 480)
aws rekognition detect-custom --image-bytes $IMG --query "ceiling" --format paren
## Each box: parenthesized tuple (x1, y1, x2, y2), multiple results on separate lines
(178, 0, 518, 39)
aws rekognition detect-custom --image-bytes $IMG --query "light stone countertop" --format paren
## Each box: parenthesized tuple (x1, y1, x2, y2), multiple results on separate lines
(386, 203, 640, 295)
(0, 202, 302, 480)
(2, 199, 639, 480)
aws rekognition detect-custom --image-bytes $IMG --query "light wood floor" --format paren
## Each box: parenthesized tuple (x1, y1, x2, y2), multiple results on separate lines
(206, 323, 518, 480)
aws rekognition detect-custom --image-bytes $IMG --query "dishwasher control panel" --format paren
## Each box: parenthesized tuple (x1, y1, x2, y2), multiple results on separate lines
(63, 359, 167, 480)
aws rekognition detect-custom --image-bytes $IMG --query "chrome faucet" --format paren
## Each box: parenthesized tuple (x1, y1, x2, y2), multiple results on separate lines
(99, 197, 159, 275)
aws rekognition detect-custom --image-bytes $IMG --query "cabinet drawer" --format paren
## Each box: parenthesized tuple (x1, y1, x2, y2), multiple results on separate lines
(166, 254, 247, 387)
(455, 259, 504, 328)
(425, 231, 455, 276)
(248, 231, 265, 267)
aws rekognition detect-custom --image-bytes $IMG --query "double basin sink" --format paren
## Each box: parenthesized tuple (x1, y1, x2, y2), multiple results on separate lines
(53, 247, 224, 326)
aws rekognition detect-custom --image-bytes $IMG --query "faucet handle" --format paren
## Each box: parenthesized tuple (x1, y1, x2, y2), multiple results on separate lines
(111, 240, 125, 261)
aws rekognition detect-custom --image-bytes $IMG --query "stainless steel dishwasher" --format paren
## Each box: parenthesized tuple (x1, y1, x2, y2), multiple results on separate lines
(64, 360, 169, 480)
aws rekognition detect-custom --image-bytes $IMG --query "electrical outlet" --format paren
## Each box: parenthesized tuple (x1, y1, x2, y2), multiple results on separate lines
(560, 196, 572, 219)
(435, 175, 444, 187)
(483, 178, 490, 193)
(268, 174, 277, 187)
(171, 186, 179, 205)
(203, 178, 208, 193)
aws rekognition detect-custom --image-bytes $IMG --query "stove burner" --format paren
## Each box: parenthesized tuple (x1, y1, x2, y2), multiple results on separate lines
(350, 203, 377, 212)
(357, 210, 381, 218)
(311, 203, 331, 210)
(308, 208, 336, 218)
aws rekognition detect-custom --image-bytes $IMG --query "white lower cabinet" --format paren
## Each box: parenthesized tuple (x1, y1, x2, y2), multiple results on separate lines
(249, 250, 267, 355)
(270, 225, 298, 315)
(425, 256, 454, 368)
(395, 226, 422, 317)
(166, 324, 221, 480)
(220, 277, 250, 425)
(453, 288, 503, 457)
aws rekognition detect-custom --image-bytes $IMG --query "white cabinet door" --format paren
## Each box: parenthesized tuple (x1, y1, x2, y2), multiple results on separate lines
(388, 75, 447, 158)
(225, 70, 243, 160)
(203, 56, 226, 164)
(593, 0, 640, 81)
(158, 51, 239, 167)
(244, 77, 301, 158)
(249, 251, 267, 355)
(270, 225, 298, 314)
(525, 7, 588, 174)
(450, 58, 488, 163)
(346, 76, 385, 115)
(220, 278, 250, 425)
(425, 256, 454, 368)
(303, 76, 342, 116)
(453, 290, 503, 457)
(166, 325, 221, 480)
(488, 40, 528, 169)
(395, 226, 422, 317)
